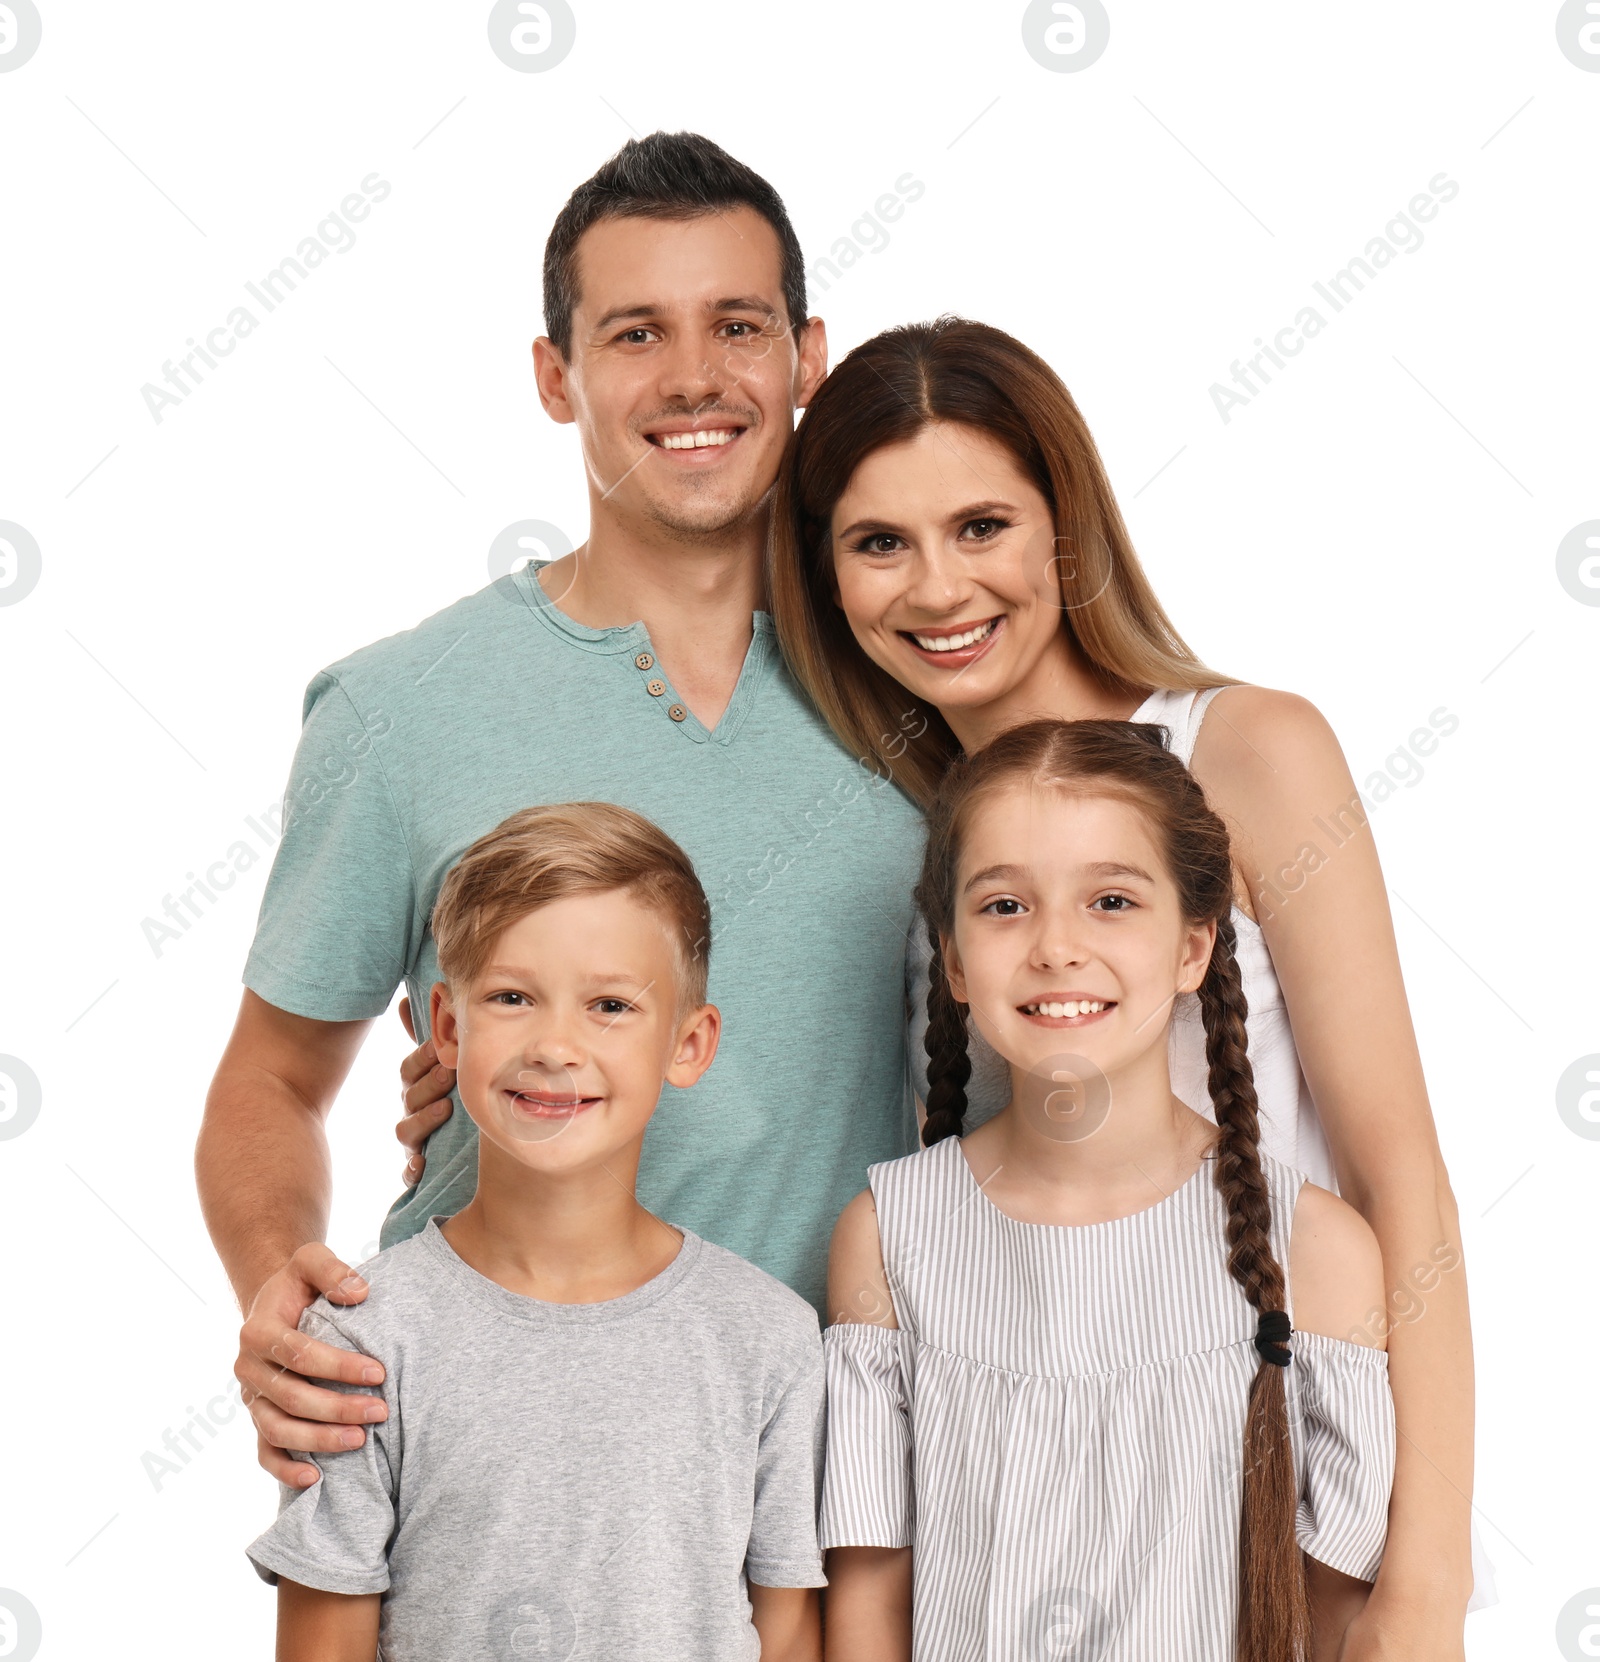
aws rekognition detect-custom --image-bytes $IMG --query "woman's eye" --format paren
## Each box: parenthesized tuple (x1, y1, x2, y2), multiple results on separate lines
(961, 517, 1009, 541)
(852, 533, 903, 556)
(980, 897, 1025, 916)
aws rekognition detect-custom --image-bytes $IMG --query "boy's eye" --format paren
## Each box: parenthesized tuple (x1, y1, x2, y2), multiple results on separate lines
(489, 990, 529, 1006)
(593, 998, 633, 1016)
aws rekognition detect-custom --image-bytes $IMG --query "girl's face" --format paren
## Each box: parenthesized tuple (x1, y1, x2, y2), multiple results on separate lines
(828, 422, 1073, 721)
(942, 783, 1215, 1086)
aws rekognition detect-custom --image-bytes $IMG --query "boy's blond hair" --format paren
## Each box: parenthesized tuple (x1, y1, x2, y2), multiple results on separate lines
(432, 803, 711, 1007)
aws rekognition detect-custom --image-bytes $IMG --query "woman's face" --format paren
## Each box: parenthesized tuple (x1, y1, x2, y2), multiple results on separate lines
(828, 422, 1072, 722)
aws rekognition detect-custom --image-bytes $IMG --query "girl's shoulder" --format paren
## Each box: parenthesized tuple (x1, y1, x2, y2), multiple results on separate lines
(1258, 1157, 1385, 1345)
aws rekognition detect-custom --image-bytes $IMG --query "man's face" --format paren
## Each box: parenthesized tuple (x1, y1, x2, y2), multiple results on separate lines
(536, 208, 827, 542)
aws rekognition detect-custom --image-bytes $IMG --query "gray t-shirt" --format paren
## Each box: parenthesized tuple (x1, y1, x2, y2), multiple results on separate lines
(247, 1219, 826, 1660)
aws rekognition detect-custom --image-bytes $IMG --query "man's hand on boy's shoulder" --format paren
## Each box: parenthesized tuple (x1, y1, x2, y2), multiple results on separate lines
(236, 1243, 389, 1489)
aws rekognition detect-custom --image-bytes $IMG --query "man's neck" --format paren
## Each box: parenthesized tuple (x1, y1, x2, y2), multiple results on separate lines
(538, 512, 768, 730)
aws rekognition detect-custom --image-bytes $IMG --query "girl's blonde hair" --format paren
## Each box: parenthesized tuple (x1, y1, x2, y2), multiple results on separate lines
(432, 802, 711, 1008)
(916, 718, 1309, 1662)
(769, 315, 1237, 807)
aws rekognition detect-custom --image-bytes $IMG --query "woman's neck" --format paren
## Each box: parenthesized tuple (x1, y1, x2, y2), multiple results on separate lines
(940, 629, 1149, 754)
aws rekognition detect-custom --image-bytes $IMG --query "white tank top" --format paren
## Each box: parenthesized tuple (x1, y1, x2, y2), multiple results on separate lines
(905, 684, 1338, 1192)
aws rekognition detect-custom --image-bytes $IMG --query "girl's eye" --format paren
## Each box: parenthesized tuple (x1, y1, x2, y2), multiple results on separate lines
(1093, 893, 1135, 913)
(980, 897, 1026, 917)
(851, 532, 904, 556)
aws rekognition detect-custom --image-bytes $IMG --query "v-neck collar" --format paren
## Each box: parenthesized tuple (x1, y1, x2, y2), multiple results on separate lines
(512, 561, 777, 747)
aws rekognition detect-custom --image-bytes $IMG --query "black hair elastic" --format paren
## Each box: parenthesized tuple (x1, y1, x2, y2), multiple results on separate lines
(1254, 1310, 1293, 1367)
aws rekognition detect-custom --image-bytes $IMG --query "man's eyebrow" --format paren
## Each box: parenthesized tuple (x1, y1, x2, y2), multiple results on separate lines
(707, 294, 780, 319)
(589, 295, 780, 333)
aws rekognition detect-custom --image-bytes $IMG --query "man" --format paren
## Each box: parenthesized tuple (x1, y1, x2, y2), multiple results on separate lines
(197, 132, 924, 1490)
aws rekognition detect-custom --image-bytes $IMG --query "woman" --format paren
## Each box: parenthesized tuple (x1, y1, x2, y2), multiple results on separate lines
(766, 318, 1485, 1657)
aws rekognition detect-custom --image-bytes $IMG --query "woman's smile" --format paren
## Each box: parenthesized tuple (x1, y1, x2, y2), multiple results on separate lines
(898, 613, 1007, 669)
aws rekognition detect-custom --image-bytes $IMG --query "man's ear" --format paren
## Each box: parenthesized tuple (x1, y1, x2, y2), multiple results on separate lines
(665, 1003, 721, 1091)
(1177, 918, 1217, 996)
(939, 932, 970, 1005)
(428, 982, 462, 1067)
(532, 336, 576, 425)
(794, 315, 829, 411)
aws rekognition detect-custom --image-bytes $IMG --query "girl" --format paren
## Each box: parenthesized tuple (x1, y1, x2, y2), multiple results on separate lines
(767, 317, 1483, 1652)
(822, 719, 1395, 1661)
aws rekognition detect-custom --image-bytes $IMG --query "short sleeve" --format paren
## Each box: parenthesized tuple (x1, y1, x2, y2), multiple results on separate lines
(819, 1324, 914, 1550)
(904, 929, 1009, 1131)
(243, 672, 416, 1021)
(745, 1336, 828, 1589)
(245, 1306, 400, 1595)
(1291, 1331, 1396, 1582)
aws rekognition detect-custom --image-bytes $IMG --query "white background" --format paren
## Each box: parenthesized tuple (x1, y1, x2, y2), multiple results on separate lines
(2, 2, 1597, 1657)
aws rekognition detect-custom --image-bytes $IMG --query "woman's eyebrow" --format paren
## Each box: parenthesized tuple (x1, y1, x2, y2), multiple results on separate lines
(836, 499, 1023, 541)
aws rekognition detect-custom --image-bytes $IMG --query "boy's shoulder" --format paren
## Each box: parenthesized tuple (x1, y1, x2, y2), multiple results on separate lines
(682, 1235, 822, 1352)
(298, 1226, 447, 1353)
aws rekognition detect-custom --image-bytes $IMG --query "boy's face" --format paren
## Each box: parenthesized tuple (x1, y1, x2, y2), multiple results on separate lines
(430, 889, 719, 1176)
(533, 207, 828, 542)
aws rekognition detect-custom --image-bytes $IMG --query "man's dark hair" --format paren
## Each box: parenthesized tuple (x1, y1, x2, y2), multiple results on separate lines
(541, 131, 808, 357)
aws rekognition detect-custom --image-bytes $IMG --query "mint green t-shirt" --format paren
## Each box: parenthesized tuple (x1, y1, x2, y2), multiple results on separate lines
(243, 566, 924, 1312)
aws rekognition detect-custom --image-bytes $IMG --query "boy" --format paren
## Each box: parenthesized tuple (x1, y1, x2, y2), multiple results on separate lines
(247, 803, 826, 1660)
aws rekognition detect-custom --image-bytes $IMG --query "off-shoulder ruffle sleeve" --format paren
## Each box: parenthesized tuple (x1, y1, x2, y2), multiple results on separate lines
(819, 1323, 914, 1550)
(1291, 1331, 1396, 1583)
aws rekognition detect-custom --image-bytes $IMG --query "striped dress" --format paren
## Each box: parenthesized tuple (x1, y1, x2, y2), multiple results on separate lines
(819, 1136, 1395, 1660)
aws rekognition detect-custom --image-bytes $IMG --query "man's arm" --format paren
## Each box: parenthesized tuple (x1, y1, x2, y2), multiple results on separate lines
(275, 1580, 381, 1662)
(196, 989, 386, 1487)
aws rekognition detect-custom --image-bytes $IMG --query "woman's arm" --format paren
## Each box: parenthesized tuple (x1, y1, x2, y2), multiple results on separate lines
(1195, 687, 1473, 1659)
(276, 1580, 380, 1661)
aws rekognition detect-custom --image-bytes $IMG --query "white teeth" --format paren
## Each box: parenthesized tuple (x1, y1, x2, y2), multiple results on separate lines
(657, 428, 736, 450)
(1024, 1000, 1108, 1018)
(912, 618, 995, 652)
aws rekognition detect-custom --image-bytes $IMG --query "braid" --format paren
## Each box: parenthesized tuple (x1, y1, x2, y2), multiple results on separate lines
(1199, 914, 1309, 1662)
(922, 921, 971, 1147)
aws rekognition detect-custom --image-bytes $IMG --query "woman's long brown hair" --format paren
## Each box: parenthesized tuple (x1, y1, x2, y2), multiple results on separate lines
(915, 717, 1310, 1662)
(769, 316, 1236, 807)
